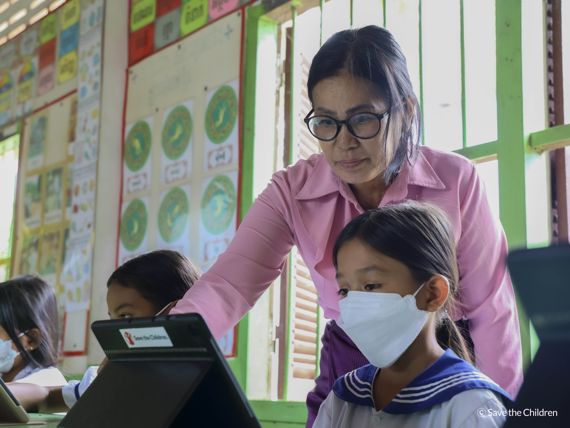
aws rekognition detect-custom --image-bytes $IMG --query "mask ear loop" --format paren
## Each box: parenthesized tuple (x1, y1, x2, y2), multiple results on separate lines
(412, 276, 451, 315)
(412, 282, 426, 297)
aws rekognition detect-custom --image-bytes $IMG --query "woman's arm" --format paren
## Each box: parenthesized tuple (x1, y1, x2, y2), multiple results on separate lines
(171, 175, 296, 338)
(456, 165, 523, 396)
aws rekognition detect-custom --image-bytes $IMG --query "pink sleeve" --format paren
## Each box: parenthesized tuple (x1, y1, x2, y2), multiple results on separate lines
(170, 175, 295, 339)
(457, 165, 523, 397)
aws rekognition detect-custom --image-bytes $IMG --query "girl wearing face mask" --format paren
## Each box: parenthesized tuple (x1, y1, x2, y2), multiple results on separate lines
(313, 202, 511, 428)
(0, 276, 66, 409)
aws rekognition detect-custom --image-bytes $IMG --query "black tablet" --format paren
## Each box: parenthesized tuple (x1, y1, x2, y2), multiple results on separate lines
(504, 244, 570, 427)
(58, 314, 261, 428)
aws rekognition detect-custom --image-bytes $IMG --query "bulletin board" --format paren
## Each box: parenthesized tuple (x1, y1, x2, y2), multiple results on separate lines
(0, 0, 81, 128)
(120, 10, 244, 357)
(10, 0, 105, 358)
(12, 92, 77, 341)
(128, 0, 252, 65)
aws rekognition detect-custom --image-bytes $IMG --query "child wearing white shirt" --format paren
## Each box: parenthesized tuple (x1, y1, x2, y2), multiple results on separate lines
(314, 202, 510, 428)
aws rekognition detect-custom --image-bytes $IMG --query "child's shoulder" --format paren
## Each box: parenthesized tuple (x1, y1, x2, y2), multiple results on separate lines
(441, 388, 508, 427)
(333, 350, 511, 412)
(332, 363, 377, 407)
(384, 350, 511, 414)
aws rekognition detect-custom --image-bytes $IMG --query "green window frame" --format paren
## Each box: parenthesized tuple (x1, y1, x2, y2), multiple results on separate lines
(0, 133, 20, 282)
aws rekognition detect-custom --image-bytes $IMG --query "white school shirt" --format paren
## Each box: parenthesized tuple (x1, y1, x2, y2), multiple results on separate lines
(314, 388, 506, 427)
(13, 364, 67, 386)
(314, 350, 510, 428)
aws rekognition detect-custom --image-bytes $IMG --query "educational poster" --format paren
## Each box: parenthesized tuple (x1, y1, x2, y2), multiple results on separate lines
(61, 241, 93, 311)
(128, 0, 156, 64)
(16, 58, 37, 116)
(0, 71, 13, 126)
(157, 185, 191, 254)
(198, 171, 238, 271)
(79, 0, 104, 37)
(19, 235, 39, 275)
(23, 174, 43, 229)
(74, 102, 99, 167)
(154, 7, 180, 50)
(27, 113, 47, 171)
(37, 14, 58, 96)
(68, 164, 96, 243)
(44, 167, 64, 224)
(77, 30, 101, 105)
(38, 230, 62, 285)
(119, 197, 150, 264)
(129, 0, 250, 64)
(19, 28, 39, 57)
(161, 101, 193, 184)
(0, 41, 16, 69)
(57, 0, 80, 84)
(209, 0, 240, 20)
(123, 118, 153, 195)
(179, 0, 208, 36)
(203, 80, 239, 172)
(58, 0, 105, 355)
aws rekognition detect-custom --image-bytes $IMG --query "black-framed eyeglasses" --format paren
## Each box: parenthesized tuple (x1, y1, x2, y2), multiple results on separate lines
(303, 109, 389, 142)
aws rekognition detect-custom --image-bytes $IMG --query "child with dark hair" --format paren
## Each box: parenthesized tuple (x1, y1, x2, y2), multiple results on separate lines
(56, 250, 200, 409)
(314, 202, 511, 427)
(106, 249, 200, 319)
(0, 275, 64, 384)
(0, 276, 66, 409)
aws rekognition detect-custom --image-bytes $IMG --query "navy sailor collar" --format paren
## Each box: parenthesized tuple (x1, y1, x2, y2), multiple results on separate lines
(332, 349, 512, 414)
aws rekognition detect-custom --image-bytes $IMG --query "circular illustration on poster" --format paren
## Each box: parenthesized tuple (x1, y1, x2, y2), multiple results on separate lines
(120, 199, 148, 251)
(158, 187, 190, 243)
(205, 85, 237, 144)
(162, 105, 192, 160)
(201, 175, 236, 235)
(125, 120, 152, 172)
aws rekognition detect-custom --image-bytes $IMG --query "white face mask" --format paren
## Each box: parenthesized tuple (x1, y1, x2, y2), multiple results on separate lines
(338, 284, 428, 368)
(0, 337, 20, 374)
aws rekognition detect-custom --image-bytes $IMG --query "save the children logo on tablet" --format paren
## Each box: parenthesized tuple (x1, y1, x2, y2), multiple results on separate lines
(119, 327, 174, 348)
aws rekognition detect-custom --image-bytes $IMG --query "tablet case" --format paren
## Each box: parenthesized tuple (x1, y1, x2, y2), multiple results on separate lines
(504, 244, 570, 427)
(58, 314, 261, 428)
(0, 377, 28, 423)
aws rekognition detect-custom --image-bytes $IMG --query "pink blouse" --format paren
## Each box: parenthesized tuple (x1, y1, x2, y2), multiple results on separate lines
(172, 146, 523, 396)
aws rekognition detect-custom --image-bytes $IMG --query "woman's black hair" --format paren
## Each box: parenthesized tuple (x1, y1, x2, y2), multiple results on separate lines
(0, 276, 58, 368)
(107, 250, 200, 312)
(307, 25, 421, 185)
(332, 202, 473, 363)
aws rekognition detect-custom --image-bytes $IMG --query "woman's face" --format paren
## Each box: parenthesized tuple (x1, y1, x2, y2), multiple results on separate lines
(311, 72, 390, 186)
(106, 282, 159, 319)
